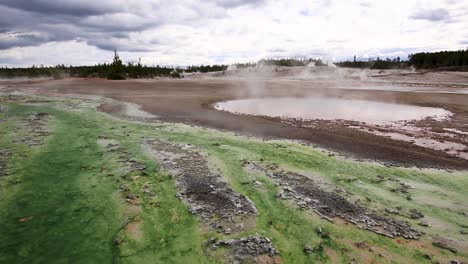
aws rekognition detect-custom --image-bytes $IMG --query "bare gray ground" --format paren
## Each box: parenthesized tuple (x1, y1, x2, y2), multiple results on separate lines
(143, 139, 258, 234)
(243, 161, 422, 240)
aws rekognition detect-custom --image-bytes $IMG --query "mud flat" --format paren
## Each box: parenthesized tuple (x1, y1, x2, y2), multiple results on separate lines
(12, 70, 468, 169)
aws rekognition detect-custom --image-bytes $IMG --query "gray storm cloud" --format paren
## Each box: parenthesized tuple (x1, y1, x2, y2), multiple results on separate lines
(410, 8, 450, 21)
(0, 0, 265, 51)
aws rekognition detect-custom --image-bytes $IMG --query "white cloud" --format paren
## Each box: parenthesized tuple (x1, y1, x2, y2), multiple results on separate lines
(1, 0, 467, 67)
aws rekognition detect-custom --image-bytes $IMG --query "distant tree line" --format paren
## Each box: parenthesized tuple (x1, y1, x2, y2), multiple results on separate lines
(408, 50, 468, 70)
(337, 50, 468, 71)
(3, 49, 467, 79)
(336, 56, 407, 69)
(184, 64, 228, 73)
(232, 58, 328, 68)
(0, 63, 181, 79)
(258, 58, 328, 67)
(233, 62, 256, 68)
(0, 50, 226, 79)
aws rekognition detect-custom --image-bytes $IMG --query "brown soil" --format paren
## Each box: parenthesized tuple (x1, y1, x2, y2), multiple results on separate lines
(126, 220, 143, 241)
(6, 70, 468, 169)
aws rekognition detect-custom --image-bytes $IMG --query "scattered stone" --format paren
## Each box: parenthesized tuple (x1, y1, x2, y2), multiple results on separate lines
(432, 238, 458, 253)
(253, 181, 262, 187)
(273, 144, 286, 149)
(371, 175, 386, 184)
(18, 216, 33, 222)
(143, 139, 257, 233)
(423, 253, 432, 260)
(243, 161, 421, 239)
(418, 221, 429, 227)
(125, 194, 140, 205)
(385, 208, 400, 215)
(9, 179, 21, 185)
(15, 112, 52, 147)
(106, 143, 120, 152)
(203, 237, 218, 247)
(390, 182, 411, 193)
(113, 238, 123, 245)
(316, 227, 329, 239)
(119, 185, 129, 192)
(354, 241, 368, 249)
(409, 209, 424, 219)
(142, 185, 155, 196)
(212, 235, 279, 262)
(129, 162, 146, 172)
(126, 194, 138, 200)
(223, 227, 232, 235)
(303, 245, 313, 254)
(0, 149, 11, 178)
(338, 177, 358, 182)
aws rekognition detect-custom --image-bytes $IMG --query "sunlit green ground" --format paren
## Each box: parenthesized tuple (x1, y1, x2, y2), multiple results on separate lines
(0, 97, 466, 263)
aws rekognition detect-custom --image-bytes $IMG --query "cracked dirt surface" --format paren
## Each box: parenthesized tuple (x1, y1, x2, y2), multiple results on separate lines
(243, 161, 421, 240)
(143, 139, 258, 234)
(205, 235, 281, 264)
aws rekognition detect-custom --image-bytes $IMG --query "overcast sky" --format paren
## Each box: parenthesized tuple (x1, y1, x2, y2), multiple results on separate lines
(1, 0, 467, 67)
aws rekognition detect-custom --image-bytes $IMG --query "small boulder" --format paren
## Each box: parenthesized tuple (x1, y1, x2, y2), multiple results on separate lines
(409, 209, 424, 219)
(303, 245, 313, 254)
(316, 227, 329, 239)
(432, 238, 457, 253)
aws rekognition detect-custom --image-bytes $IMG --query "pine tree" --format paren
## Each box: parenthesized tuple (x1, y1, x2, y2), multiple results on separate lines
(107, 49, 126, 80)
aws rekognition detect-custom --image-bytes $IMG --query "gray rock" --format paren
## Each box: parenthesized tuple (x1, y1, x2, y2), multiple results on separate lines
(432, 239, 457, 253)
(385, 208, 399, 214)
(409, 209, 424, 219)
(303, 245, 313, 254)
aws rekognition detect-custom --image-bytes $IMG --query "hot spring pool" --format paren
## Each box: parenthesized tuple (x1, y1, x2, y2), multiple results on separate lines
(214, 97, 452, 124)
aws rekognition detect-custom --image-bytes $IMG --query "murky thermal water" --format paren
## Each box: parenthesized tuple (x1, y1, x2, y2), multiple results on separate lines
(214, 97, 452, 124)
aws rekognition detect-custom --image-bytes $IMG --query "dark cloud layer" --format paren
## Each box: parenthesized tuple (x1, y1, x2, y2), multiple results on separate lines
(0, 0, 264, 51)
(0, 33, 50, 49)
(214, 0, 265, 8)
(410, 8, 450, 21)
(0, 0, 121, 16)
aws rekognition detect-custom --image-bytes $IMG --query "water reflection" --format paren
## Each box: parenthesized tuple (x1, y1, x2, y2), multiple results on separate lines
(214, 97, 452, 124)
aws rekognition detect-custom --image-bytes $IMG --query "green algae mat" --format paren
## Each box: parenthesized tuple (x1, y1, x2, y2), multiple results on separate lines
(0, 96, 467, 264)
